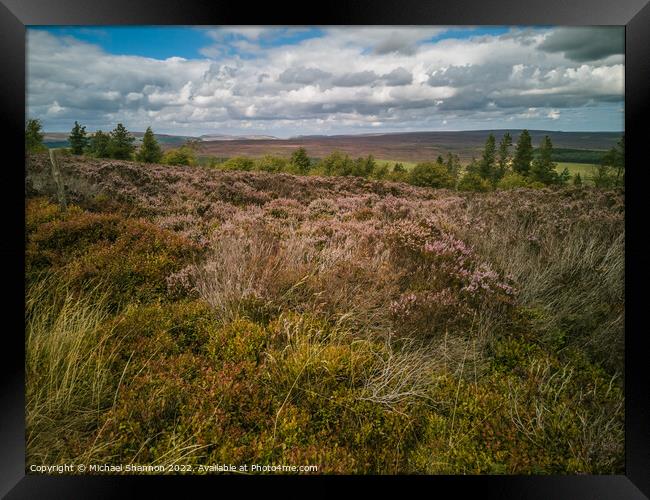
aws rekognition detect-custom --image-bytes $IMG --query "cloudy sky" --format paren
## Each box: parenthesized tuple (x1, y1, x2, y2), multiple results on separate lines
(27, 26, 624, 136)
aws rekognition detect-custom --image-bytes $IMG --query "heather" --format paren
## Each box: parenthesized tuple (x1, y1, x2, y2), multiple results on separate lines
(25, 152, 624, 474)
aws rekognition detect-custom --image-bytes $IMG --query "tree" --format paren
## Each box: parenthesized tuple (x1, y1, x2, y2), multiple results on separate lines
(88, 130, 110, 158)
(351, 155, 376, 177)
(162, 146, 197, 166)
(220, 156, 253, 171)
(373, 163, 390, 180)
(558, 167, 571, 185)
(68, 121, 89, 155)
(26, 118, 45, 153)
(530, 135, 558, 185)
(464, 157, 481, 176)
(321, 151, 355, 176)
(573, 173, 583, 186)
(290, 147, 311, 174)
(479, 134, 497, 182)
(513, 130, 533, 176)
(600, 135, 625, 187)
(389, 162, 409, 182)
(614, 135, 625, 184)
(108, 123, 135, 160)
(496, 132, 512, 182)
(443, 152, 462, 188)
(135, 126, 163, 163)
(444, 153, 461, 179)
(363, 155, 376, 177)
(409, 161, 455, 188)
(257, 155, 288, 173)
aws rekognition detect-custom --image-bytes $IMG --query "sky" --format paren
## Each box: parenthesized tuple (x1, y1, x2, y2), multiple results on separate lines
(26, 26, 624, 137)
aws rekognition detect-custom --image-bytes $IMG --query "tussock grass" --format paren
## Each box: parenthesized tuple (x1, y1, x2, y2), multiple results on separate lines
(454, 198, 624, 372)
(25, 276, 119, 464)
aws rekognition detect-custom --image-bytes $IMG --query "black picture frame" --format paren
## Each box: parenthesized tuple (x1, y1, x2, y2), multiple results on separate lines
(2, 1, 648, 497)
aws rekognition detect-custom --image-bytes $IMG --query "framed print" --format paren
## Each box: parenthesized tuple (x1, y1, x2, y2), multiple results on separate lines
(2, 0, 649, 497)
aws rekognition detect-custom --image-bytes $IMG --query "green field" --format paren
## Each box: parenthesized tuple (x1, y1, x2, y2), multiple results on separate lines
(375, 159, 418, 170)
(555, 162, 598, 184)
(377, 159, 599, 183)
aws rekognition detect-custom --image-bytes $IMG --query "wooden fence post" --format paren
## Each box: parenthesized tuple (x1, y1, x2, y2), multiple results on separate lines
(48, 148, 67, 209)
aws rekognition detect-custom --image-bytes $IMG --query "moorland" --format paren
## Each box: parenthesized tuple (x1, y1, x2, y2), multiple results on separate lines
(25, 121, 625, 474)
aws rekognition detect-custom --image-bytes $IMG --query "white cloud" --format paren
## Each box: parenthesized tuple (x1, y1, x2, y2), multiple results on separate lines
(547, 109, 560, 120)
(26, 27, 625, 135)
(46, 100, 65, 115)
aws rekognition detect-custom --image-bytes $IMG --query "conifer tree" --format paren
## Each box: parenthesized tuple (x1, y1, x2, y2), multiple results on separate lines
(513, 129, 533, 176)
(601, 135, 625, 186)
(108, 123, 135, 160)
(496, 132, 512, 182)
(26, 118, 45, 153)
(290, 147, 311, 174)
(558, 167, 571, 185)
(88, 130, 110, 158)
(135, 126, 163, 163)
(68, 121, 89, 155)
(530, 135, 558, 185)
(444, 152, 462, 182)
(479, 134, 496, 182)
(573, 172, 582, 186)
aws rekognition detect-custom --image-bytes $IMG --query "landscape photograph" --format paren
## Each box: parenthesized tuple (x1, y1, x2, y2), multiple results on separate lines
(25, 25, 625, 474)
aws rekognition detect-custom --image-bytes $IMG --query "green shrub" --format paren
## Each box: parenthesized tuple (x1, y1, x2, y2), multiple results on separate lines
(256, 155, 289, 173)
(458, 172, 492, 192)
(26, 203, 122, 274)
(387, 163, 410, 183)
(26, 201, 201, 309)
(320, 151, 355, 176)
(206, 317, 273, 364)
(26, 197, 65, 234)
(65, 219, 200, 308)
(162, 146, 197, 166)
(497, 172, 530, 190)
(409, 161, 455, 188)
(112, 300, 219, 355)
(220, 157, 255, 171)
(409, 336, 623, 474)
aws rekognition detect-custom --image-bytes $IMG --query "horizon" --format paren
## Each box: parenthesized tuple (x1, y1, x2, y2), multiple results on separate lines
(27, 26, 625, 136)
(41, 128, 624, 139)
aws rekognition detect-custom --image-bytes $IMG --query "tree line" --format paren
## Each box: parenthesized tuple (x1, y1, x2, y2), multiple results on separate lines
(25, 118, 194, 166)
(460, 131, 569, 190)
(25, 119, 624, 189)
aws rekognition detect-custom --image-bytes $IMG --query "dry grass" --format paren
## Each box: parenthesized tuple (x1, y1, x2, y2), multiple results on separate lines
(25, 276, 119, 464)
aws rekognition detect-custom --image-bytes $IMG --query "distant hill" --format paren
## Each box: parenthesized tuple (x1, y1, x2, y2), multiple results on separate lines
(42, 131, 280, 148)
(42, 129, 621, 164)
(200, 134, 278, 141)
(195, 130, 622, 164)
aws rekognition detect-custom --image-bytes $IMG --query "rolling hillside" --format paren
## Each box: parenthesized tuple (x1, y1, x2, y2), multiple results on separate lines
(194, 130, 621, 163)
(43, 130, 621, 165)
